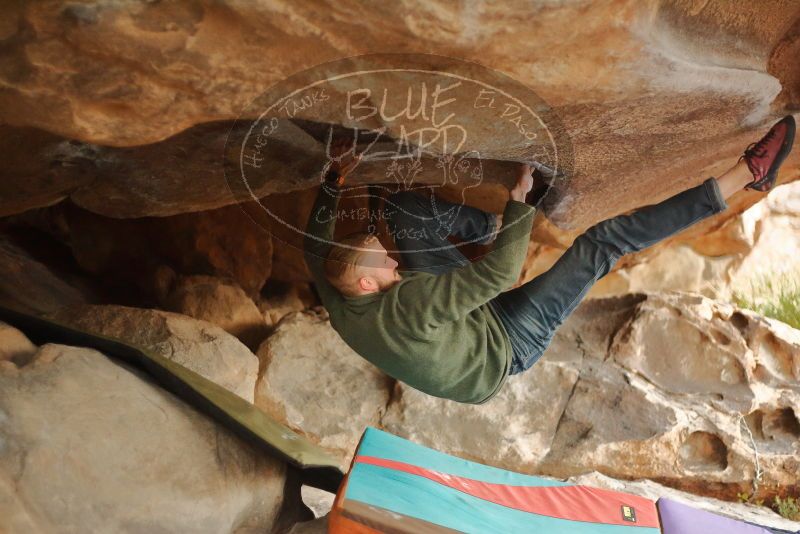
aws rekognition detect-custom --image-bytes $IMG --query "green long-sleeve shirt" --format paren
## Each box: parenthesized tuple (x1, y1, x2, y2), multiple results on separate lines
(304, 183, 536, 404)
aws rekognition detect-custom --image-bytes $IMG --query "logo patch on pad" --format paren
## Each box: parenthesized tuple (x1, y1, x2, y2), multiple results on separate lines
(621, 505, 636, 522)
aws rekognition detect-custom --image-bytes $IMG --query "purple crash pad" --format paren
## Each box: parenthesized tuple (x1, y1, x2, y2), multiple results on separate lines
(657, 498, 779, 534)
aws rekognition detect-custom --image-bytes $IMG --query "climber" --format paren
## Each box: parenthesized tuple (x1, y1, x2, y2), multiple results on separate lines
(303, 116, 796, 405)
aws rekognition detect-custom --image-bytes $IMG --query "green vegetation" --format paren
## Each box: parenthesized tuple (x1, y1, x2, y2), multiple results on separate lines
(736, 492, 800, 520)
(736, 491, 764, 506)
(732, 271, 800, 329)
(773, 495, 800, 521)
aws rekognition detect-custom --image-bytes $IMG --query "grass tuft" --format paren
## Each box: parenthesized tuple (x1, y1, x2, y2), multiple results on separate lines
(773, 495, 800, 521)
(732, 271, 800, 330)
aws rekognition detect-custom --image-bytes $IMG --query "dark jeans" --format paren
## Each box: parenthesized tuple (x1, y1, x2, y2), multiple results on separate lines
(384, 178, 728, 375)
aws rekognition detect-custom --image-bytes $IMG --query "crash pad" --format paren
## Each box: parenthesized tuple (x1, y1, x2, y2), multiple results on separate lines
(330, 427, 661, 533)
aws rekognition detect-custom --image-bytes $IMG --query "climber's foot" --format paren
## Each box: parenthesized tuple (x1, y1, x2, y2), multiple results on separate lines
(742, 115, 796, 192)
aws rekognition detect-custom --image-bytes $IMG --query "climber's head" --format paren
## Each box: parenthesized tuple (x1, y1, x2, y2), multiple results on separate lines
(325, 232, 401, 297)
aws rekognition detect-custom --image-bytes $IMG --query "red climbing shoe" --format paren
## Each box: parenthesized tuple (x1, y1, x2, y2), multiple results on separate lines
(742, 115, 796, 192)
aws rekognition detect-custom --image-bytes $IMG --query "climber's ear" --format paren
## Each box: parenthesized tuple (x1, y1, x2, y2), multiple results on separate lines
(358, 275, 378, 293)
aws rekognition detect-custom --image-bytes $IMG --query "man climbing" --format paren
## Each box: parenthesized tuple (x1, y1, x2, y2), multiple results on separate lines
(304, 116, 796, 404)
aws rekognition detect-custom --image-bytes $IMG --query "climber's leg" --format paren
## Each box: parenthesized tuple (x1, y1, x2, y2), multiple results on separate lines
(385, 188, 498, 275)
(715, 159, 760, 198)
(489, 177, 728, 374)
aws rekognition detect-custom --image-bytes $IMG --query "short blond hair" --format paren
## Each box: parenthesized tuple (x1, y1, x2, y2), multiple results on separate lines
(325, 232, 379, 296)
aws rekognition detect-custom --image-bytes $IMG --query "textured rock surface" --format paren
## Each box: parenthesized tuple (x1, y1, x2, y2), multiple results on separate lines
(257, 281, 318, 329)
(50, 304, 259, 402)
(730, 181, 800, 292)
(382, 360, 580, 467)
(2, 1, 800, 527)
(255, 310, 392, 467)
(301, 486, 336, 519)
(0, 321, 36, 366)
(0, 126, 95, 218)
(381, 293, 800, 501)
(0, 234, 97, 315)
(162, 275, 270, 350)
(65, 202, 273, 296)
(1, 1, 799, 228)
(0, 341, 286, 533)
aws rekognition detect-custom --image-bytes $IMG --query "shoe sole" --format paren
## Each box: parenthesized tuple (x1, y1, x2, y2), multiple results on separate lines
(751, 115, 796, 191)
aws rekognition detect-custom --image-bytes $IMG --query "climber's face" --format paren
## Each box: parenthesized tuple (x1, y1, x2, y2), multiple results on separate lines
(355, 239, 401, 293)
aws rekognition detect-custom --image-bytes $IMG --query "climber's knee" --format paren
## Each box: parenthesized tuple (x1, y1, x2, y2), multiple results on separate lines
(580, 219, 630, 259)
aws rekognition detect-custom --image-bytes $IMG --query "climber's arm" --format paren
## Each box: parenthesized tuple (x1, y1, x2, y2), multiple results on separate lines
(397, 199, 535, 330)
(397, 164, 536, 330)
(303, 140, 363, 303)
(303, 182, 344, 304)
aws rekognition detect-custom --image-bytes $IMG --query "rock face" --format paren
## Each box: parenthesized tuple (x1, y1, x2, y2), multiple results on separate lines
(730, 180, 800, 293)
(65, 203, 273, 296)
(2, 1, 799, 229)
(255, 310, 392, 467)
(257, 281, 318, 329)
(382, 360, 580, 467)
(380, 292, 800, 501)
(247, 288, 799, 501)
(0, 322, 36, 367)
(0, 235, 97, 316)
(50, 304, 260, 402)
(295, 473, 799, 532)
(2, 1, 800, 528)
(162, 275, 270, 350)
(0, 338, 286, 533)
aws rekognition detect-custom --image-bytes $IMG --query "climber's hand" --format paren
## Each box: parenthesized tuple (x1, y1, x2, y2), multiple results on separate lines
(510, 163, 533, 202)
(328, 139, 363, 179)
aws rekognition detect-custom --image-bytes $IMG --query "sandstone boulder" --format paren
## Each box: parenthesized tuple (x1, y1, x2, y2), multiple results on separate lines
(730, 181, 800, 294)
(65, 203, 273, 296)
(257, 281, 318, 329)
(0, 341, 286, 533)
(542, 294, 800, 500)
(301, 486, 336, 519)
(381, 360, 580, 471)
(50, 304, 259, 402)
(0, 126, 95, 218)
(2, 2, 800, 230)
(162, 275, 270, 351)
(0, 321, 37, 367)
(255, 310, 392, 467)
(382, 293, 800, 501)
(0, 234, 96, 315)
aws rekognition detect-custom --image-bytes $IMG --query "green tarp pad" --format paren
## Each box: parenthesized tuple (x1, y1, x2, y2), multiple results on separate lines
(0, 305, 344, 493)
